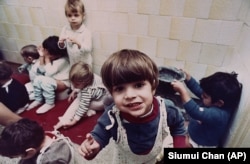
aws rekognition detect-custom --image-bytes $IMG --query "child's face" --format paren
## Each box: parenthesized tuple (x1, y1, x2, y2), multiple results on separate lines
(66, 9, 83, 30)
(72, 80, 86, 90)
(111, 80, 155, 118)
(201, 92, 212, 107)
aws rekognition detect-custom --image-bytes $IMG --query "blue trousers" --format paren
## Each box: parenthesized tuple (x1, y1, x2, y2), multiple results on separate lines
(33, 76, 57, 105)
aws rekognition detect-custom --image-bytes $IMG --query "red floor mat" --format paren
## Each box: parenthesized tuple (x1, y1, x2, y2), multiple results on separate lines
(12, 72, 103, 145)
(20, 99, 103, 145)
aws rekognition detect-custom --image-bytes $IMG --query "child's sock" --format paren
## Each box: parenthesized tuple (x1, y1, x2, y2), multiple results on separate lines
(16, 103, 29, 114)
(86, 109, 96, 117)
(36, 104, 55, 114)
(26, 101, 42, 111)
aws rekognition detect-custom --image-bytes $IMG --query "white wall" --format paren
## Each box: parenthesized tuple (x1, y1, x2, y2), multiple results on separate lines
(225, 23, 250, 147)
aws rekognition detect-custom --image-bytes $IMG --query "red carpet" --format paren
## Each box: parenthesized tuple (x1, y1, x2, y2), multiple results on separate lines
(13, 73, 102, 145)
(20, 100, 103, 145)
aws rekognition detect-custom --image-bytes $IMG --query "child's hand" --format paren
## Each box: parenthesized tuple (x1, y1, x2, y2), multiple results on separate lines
(171, 80, 186, 94)
(67, 37, 76, 44)
(54, 119, 78, 130)
(68, 90, 78, 102)
(180, 69, 191, 81)
(78, 133, 101, 160)
(59, 37, 67, 42)
(37, 45, 46, 65)
(68, 92, 75, 102)
(58, 38, 67, 49)
(54, 121, 64, 130)
(171, 80, 191, 103)
(37, 45, 45, 57)
(67, 37, 81, 49)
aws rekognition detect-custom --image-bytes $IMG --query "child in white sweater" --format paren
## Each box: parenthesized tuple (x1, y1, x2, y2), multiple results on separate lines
(27, 36, 71, 114)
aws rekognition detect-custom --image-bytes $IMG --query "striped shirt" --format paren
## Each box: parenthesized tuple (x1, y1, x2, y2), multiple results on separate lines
(74, 74, 106, 120)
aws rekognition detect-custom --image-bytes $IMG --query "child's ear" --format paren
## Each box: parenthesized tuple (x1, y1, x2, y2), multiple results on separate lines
(23, 148, 37, 159)
(152, 89, 156, 95)
(82, 14, 86, 21)
(27, 56, 33, 62)
(215, 100, 224, 107)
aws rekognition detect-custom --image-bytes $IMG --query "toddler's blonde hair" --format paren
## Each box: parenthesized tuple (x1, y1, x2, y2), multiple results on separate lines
(69, 61, 93, 86)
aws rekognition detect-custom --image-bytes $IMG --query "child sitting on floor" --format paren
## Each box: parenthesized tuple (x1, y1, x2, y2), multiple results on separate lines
(54, 61, 111, 130)
(26, 36, 71, 114)
(0, 118, 78, 164)
(18, 44, 40, 80)
(0, 61, 29, 114)
(78, 49, 188, 163)
(18, 44, 41, 100)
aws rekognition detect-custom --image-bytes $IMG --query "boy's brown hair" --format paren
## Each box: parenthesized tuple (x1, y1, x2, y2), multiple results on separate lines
(101, 49, 159, 93)
(20, 44, 39, 59)
(0, 118, 44, 157)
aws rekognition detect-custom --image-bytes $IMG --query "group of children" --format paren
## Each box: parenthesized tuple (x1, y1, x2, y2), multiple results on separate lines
(0, 0, 243, 163)
(8, 0, 107, 125)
